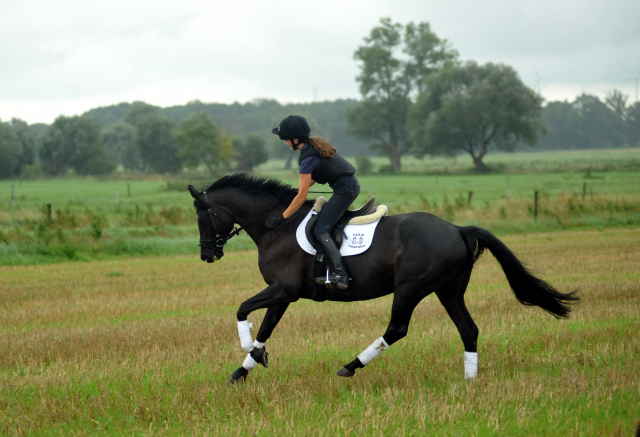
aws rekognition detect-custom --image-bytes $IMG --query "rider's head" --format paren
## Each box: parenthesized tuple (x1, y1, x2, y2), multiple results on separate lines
(272, 115, 310, 150)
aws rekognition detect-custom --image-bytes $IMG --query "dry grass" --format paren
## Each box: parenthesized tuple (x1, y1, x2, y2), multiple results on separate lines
(1, 229, 639, 436)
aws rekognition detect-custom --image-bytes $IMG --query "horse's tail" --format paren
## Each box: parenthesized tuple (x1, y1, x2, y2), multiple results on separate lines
(459, 226, 579, 318)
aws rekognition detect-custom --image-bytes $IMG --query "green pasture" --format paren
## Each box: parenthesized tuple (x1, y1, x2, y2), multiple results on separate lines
(1, 228, 638, 436)
(0, 148, 639, 266)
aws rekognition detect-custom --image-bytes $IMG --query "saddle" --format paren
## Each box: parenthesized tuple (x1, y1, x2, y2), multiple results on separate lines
(304, 196, 378, 252)
(305, 196, 381, 302)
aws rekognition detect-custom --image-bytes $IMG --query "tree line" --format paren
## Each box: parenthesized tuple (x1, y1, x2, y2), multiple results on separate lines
(2, 18, 639, 179)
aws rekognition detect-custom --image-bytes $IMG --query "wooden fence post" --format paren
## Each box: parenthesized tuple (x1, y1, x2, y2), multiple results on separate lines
(534, 191, 539, 222)
(467, 191, 473, 206)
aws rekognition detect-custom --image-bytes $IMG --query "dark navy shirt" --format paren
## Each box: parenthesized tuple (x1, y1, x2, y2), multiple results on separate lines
(299, 143, 321, 174)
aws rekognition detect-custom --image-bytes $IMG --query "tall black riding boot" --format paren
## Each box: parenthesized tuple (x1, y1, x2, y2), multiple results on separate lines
(315, 233, 349, 289)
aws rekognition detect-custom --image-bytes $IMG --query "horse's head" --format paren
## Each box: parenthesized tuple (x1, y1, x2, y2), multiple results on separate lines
(188, 185, 234, 264)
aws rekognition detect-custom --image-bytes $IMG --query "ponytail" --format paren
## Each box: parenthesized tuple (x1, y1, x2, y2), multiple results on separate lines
(307, 137, 336, 158)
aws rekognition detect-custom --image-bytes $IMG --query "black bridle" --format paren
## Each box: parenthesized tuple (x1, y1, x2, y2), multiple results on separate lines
(198, 191, 281, 260)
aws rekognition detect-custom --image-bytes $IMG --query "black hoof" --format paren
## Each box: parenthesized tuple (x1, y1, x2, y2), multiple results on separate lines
(336, 366, 355, 377)
(226, 366, 248, 385)
(250, 347, 269, 368)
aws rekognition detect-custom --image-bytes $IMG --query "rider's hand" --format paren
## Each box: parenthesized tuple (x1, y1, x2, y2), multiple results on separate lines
(265, 214, 285, 229)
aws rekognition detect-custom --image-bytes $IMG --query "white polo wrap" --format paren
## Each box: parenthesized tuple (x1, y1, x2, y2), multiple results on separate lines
(237, 320, 254, 352)
(242, 354, 258, 371)
(464, 351, 478, 379)
(357, 337, 389, 366)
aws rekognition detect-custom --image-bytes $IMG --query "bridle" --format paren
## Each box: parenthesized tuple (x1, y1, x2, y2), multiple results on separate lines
(198, 191, 281, 260)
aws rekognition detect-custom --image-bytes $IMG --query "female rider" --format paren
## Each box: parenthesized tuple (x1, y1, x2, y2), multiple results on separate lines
(265, 115, 360, 290)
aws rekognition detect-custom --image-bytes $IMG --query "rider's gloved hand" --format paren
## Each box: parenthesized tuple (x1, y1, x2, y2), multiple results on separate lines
(265, 214, 285, 229)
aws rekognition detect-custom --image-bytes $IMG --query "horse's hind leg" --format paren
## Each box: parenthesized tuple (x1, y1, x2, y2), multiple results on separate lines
(336, 291, 423, 377)
(435, 268, 479, 379)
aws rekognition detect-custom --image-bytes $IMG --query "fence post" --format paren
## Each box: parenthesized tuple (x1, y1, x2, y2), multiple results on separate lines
(46, 203, 52, 223)
(11, 184, 15, 204)
(467, 191, 473, 206)
(582, 183, 587, 201)
(534, 191, 539, 222)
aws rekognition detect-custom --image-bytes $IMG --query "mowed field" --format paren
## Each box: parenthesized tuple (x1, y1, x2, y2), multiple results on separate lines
(1, 228, 639, 436)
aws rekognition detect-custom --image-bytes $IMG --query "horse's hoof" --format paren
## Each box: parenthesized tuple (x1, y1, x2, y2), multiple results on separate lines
(226, 366, 248, 385)
(250, 347, 269, 368)
(336, 366, 355, 377)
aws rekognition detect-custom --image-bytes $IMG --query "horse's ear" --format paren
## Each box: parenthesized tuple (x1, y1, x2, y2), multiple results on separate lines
(187, 185, 202, 201)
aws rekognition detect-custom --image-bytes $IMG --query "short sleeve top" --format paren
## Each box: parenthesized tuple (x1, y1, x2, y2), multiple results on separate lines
(298, 143, 321, 174)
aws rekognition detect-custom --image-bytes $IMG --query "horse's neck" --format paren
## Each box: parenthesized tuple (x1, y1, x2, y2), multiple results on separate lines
(223, 192, 312, 244)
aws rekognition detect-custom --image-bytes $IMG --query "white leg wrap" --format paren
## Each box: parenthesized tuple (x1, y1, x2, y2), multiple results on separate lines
(254, 340, 265, 349)
(242, 354, 258, 371)
(464, 351, 478, 379)
(357, 337, 389, 366)
(237, 320, 254, 352)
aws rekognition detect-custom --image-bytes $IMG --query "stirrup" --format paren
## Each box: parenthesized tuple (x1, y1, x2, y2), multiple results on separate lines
(330, 272, 349, 290)
(315, 268, 334, 288)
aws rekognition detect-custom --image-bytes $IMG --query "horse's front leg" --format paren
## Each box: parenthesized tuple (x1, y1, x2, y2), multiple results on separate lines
(228, 285, 291, 384)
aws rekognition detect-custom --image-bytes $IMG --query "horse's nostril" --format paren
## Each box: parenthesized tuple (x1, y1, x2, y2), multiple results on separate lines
(201, 255, 208, 262)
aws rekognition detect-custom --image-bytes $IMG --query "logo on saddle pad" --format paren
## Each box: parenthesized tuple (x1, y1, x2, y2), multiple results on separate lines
(296, 210, 384, 256)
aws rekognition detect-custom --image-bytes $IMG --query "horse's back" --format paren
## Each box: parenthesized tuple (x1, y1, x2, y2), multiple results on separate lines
(376, 212, 469, 285)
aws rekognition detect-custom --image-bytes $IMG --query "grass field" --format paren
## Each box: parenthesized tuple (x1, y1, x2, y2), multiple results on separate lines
(1, 228, 639, 436)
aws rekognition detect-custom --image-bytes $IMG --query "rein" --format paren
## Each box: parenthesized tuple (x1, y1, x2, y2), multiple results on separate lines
(199, 191, 281, 258)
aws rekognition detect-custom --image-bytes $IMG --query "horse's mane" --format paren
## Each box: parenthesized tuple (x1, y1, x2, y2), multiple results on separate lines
(197, 173, 314, 209)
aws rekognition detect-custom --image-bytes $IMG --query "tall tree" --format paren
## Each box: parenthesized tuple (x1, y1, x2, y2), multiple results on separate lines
(136, 114, 182, 173)
(100, 122, 140, 170)
(605, 89, 628, 118)
(573, 94, 624, 149)
(40, 116, 115, 176)
(408, 61, 545, 172)
(173, 112, 233, 176)
(233, 134, 268, 171)
(625, 101, 640, 147)
(9, 119, 35, 175)
(347, 18, 457, 171)
(0, 120, 22, 178)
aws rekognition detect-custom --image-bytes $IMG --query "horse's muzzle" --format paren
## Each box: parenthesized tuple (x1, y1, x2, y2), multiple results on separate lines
(201, 253, 216, 263)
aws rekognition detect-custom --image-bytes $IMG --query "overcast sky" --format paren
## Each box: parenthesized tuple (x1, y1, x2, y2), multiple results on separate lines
(1, 0, 639, 125)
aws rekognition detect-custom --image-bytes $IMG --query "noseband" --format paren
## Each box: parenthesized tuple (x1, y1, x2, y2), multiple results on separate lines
(198, 191, 281, 260)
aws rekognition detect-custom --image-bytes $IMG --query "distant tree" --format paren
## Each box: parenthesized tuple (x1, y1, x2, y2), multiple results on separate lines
(9, 118, 36, 175)
(626, 101, 640, 147)
(0, 120, 22, 178)
(408, 61, 544, 173)
(124, 102, 160, 127)
(347, 18, 458, 171)
(100, 122, 140, 170)
(173, 112, 233, 176)
(605, 89, 628, 118)
(136, 114, 182, 173)
(233, 134, 268, 171)
(40, 115, 115, 176)
(573, 94, 624, 148)
(536, 101, 584, 150)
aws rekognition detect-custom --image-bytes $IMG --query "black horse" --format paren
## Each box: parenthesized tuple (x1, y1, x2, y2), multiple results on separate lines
(188, 174, 578, 383)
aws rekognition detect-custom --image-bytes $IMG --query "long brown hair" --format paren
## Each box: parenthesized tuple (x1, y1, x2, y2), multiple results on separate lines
(307, 137, 336, 158)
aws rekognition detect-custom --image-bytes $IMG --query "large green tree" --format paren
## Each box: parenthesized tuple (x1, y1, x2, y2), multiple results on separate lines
(136, 114, 181, 173)
(625, 101, 640, 147)
(347, 18, 457, 171)
(173, 112, 233, 176)
(100, 122, 140, 170)
(40, 116, 115, 176)
(0, 120, 22, 178)
(408, 61, 545, 172)
(10, 119, 36, 175)
(233, 134, 268, 172)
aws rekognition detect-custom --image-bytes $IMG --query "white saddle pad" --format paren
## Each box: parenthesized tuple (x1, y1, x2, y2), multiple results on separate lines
(296, 210, 383, 256)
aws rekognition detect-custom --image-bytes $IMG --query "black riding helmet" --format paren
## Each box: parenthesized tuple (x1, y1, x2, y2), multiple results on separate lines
(272, 115, 310, 149)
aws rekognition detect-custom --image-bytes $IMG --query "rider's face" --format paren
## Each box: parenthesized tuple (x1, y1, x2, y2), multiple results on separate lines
(285, 139, 297, 150)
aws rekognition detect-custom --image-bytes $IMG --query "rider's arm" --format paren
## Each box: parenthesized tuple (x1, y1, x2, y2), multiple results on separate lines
(283, 173, 312, 219)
